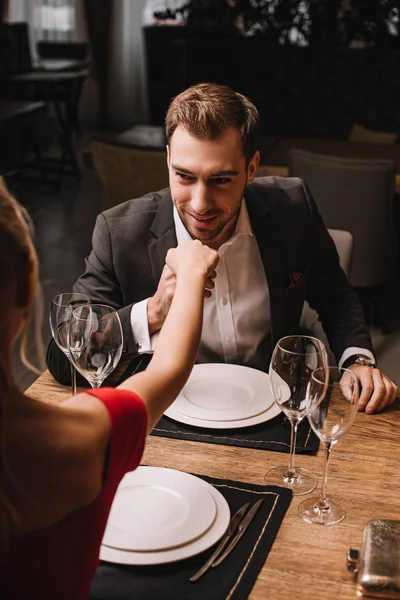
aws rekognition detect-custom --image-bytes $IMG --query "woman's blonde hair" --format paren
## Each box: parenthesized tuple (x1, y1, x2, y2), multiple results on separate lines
(0, 177, 43, 559)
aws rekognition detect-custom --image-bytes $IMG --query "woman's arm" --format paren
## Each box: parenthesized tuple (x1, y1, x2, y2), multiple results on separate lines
(118, 240, 218, 433)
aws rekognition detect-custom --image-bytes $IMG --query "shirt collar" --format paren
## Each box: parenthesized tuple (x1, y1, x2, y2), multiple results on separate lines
(173, 199, 253, 246)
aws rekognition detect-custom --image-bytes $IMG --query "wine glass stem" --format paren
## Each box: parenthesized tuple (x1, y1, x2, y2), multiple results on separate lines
(287, 420, 299, 477)
(319, 441, 333, 509)
(90, 381, 103, 389)
(70, 362, 77, 396)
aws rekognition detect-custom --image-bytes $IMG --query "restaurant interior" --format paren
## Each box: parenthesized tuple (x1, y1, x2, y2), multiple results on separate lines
(0, 1, 400, 599)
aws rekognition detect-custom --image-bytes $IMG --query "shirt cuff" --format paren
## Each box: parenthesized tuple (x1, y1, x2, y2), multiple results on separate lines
(130, 299, 159, 354)
(338, 347, 375, 369)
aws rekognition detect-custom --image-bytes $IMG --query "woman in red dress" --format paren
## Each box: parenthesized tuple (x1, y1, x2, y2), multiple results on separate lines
(0, 178, 218, 599)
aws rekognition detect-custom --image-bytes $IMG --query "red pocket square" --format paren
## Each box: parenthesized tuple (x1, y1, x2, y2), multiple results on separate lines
(286, 272, 304, 290)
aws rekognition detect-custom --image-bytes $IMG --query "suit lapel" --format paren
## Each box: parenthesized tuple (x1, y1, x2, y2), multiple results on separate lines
(148, 190, 177, 283)
(245, 184, 287, 344)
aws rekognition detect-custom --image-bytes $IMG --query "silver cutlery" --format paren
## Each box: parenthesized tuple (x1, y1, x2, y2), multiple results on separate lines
(212, 498, 264, 567)
(189, 502, 250, 582)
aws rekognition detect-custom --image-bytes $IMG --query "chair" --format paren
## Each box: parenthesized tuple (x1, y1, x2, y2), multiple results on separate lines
(37, 41, 90, 62)
(91, 139, 169, 210)
(301, 229, 353, 364)
(288, 150, 397, 289)
(2, 22, 33, 74)
(2, 23, 87, 185)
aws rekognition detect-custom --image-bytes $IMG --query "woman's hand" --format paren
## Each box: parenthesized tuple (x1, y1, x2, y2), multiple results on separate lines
(166, 240, 219, 290)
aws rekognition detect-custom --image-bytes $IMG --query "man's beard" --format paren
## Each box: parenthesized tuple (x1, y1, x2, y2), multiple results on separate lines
(176, 180, 247, 245)
(179, 205, 241, 243)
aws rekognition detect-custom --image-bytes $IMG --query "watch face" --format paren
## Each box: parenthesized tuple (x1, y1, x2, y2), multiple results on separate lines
(355, 357, 375, 367)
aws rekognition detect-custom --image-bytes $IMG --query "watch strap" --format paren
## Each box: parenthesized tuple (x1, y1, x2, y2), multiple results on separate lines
(342, 354, 376, 370)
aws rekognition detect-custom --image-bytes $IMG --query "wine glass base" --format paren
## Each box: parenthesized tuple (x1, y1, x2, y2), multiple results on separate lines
(264, 465, 317, 496)
(298, 495, 345, 525)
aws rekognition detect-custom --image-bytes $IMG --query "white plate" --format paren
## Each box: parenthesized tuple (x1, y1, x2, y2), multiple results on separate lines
(102, 467, 216, 552)
(100, 471, 230, 565)
(165, 365, 282, 429)
(172, 364, 270, 422)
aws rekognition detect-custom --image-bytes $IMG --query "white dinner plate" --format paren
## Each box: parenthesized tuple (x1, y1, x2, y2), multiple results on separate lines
(165, 365, 282, 429)
(172, 364, 270, 422)
(100, 470, 230, 566)
(102, 467, 216, 552)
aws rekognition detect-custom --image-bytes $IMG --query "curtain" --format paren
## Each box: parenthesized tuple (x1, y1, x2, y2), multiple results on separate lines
(1, 0, 9, 21)
(83, 0, 113, 126)
(107, 0, 149, 126)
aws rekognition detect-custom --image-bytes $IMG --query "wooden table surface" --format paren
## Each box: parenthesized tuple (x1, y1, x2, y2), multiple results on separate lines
(27, 370, 400, 600)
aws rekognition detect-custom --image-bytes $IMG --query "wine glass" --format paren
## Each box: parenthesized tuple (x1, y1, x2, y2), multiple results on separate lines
(49, 293, 90, 395)
(264, 335, 328, 495)
(68, 304, 123, 389)
(298, 366, 359, 525)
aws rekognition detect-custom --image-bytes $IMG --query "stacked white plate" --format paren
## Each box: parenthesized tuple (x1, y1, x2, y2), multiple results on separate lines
(165, 364, 281, 428)
(100, 466, 230, 565)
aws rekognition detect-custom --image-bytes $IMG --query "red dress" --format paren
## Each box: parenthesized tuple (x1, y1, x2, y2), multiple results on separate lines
(1, 388, 147, 600)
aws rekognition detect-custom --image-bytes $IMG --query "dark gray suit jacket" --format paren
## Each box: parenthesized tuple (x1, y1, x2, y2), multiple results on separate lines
(47, 176, 373, 384)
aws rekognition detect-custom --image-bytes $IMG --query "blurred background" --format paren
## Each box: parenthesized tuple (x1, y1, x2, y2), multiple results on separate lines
(1, 0, 399, 388)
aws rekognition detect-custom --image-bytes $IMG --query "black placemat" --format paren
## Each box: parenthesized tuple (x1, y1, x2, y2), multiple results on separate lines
(90, 475, 292, 600)
(151, 413, 319, 454)
(118, 358, 319, 454)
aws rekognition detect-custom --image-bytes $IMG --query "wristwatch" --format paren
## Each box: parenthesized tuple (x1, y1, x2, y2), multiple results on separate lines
(342, 355, 376, 370)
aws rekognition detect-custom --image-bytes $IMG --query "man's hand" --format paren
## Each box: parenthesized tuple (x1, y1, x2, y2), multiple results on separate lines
(348, 364, 398, 414)
(147, 264, 176, 335)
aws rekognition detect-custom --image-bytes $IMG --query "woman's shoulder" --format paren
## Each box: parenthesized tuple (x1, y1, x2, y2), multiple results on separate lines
(63, 388, 147, 469)
(57, 392, 111, 458)
(46, 388, 147, 496)
(64, 388, 147, 432)
(5, 394, 111, 530)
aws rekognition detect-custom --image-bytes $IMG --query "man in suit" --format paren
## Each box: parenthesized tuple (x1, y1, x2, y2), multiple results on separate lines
(47, 83, 397, 413)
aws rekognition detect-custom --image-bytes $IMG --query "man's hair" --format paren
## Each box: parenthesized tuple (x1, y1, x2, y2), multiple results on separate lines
(165, 83, 260, 164)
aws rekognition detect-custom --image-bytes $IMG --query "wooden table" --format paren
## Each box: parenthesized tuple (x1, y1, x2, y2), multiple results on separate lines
(39, 58, 90, 72)
(27, 371, 400, 600)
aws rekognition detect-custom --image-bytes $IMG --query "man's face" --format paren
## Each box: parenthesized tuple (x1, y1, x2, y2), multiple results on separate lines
(167, 126, 259, 249)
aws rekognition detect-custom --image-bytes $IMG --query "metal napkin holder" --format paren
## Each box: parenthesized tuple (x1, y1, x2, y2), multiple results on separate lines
(347, 520, 400, 598)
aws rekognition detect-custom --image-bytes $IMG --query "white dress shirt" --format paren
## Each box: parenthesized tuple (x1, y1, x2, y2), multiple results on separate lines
(130, 200, 374, 368)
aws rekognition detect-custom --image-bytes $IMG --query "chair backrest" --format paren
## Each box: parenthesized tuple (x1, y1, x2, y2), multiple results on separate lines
(91, 140, 169, 210)
(36, 41, 89, 61)
(301, 228, 354, 364)
(327, 229, 353, 277)
(2, 22, 33, 73)
(289, 149, 397, 287)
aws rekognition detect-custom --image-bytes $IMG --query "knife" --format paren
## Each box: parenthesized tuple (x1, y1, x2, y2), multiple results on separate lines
(211, 498, 264, 567)
(190, 502, 250, 582)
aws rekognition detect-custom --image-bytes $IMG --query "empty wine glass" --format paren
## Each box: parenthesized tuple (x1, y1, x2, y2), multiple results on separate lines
(49, 293, 90, 395)
(298, 366, 359, 525)
(68, 304, 123, 389)
(264, 335, 328, 495)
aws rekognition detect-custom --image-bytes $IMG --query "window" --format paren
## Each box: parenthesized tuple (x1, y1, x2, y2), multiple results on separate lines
(8, 0, 83, 54)
(34, 1, 76, 37)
